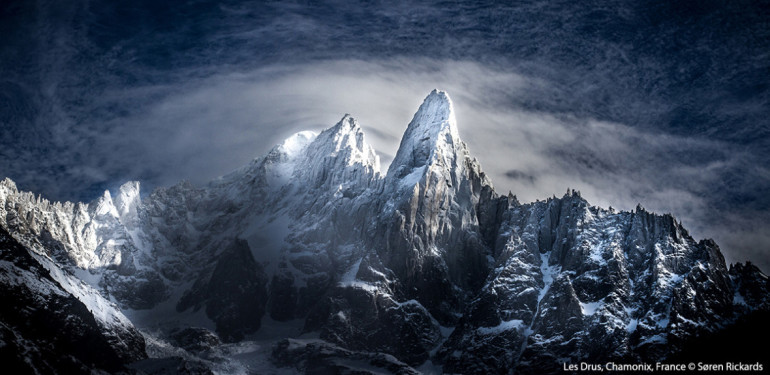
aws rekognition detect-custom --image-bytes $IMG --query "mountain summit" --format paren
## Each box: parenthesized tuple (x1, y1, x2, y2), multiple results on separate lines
(0, 91, 768, 374)
(388, 89, 460, 179)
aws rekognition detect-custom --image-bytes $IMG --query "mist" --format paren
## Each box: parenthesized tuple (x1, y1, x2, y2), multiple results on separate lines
(1, 1, 767, 271)
(11, 58, 757, 271)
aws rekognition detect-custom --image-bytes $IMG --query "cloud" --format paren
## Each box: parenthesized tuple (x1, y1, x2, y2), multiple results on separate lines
(80, 59, 532, 189)
(3, 54, 768, 271)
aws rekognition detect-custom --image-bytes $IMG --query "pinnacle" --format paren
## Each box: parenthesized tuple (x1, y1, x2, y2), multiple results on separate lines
(410, 89, 456, 135)
(328, 114, 362, 136)
(387, 90, 461, 179)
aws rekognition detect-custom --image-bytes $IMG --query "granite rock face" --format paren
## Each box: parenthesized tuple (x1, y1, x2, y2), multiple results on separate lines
(272, 338, 421, 375)
(0, 226, 146, 374)
(437, 195, 762, 373)
(0, 90, 768, 374)
(177, 239, 268, 342)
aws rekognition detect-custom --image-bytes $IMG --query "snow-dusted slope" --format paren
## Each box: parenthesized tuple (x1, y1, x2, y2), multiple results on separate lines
(387, 89, 462, 183)
(438, 193, 747, 373)
(369, 89, 494, 323)
(0, 226, 146, 373)
(1, 90, 768, 374)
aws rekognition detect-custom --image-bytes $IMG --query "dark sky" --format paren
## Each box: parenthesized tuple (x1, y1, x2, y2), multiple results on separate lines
(1, 0, 769, 270)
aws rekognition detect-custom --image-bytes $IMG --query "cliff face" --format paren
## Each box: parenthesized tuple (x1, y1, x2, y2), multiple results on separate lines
(1, 90, 768, 374)
(0, 226, 146, 374)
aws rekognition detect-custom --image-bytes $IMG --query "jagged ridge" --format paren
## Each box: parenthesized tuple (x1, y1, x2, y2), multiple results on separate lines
(0, 90, 768, 374)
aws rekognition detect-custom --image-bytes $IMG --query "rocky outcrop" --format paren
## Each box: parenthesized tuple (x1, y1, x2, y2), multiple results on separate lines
(272, 339, 421, 375)
(439, 194, 770, 374)
(371, 89, 493, 325)
(0, 226, 146, 373)
(177, 239, 268, 342)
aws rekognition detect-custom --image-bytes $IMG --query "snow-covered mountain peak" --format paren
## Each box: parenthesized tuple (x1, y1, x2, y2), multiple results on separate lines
(387, 89, 461, 180)
(306, 114, 381, 172)
(234, 130, 319, 190)
(414, 89, 455, 128)
(0, 178, 18, 204)
(289, 114, 382, 192)
(114, 181, 141, 224)
(1, 90, 769, 374)
(0, 177, 16, 191)
(277, 130, 318, 159)
(210, 116, 381, 201)
(91, 189, 119, 219)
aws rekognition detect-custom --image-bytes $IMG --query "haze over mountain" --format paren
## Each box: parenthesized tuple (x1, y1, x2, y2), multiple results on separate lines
(1, 91, 768, 374)
(1, 0, 769, 272)
(2, 1, 769, 372)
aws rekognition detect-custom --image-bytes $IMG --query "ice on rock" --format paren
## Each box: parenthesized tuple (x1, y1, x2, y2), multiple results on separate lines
(250, 115, 380, 196)
(387, 89, 460, 182)
(337, 258, 377, 292)
(297, 115, 381, 190)
(258, 130, 318, 189)
(318, 115, 380, 171)
(279, 130, 318, 158)
(579, 301, 604, 316)
(92, 190, 120, 219)
(114, 181, 141, 224)
(0, 229, 146, 372)
(477, 319, 525, 334)
(626, 318, 639, 333)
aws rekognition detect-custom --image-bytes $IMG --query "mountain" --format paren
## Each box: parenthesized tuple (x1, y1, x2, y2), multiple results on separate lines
(1, 90, 768, 374)
(0, 225, 146, 373)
